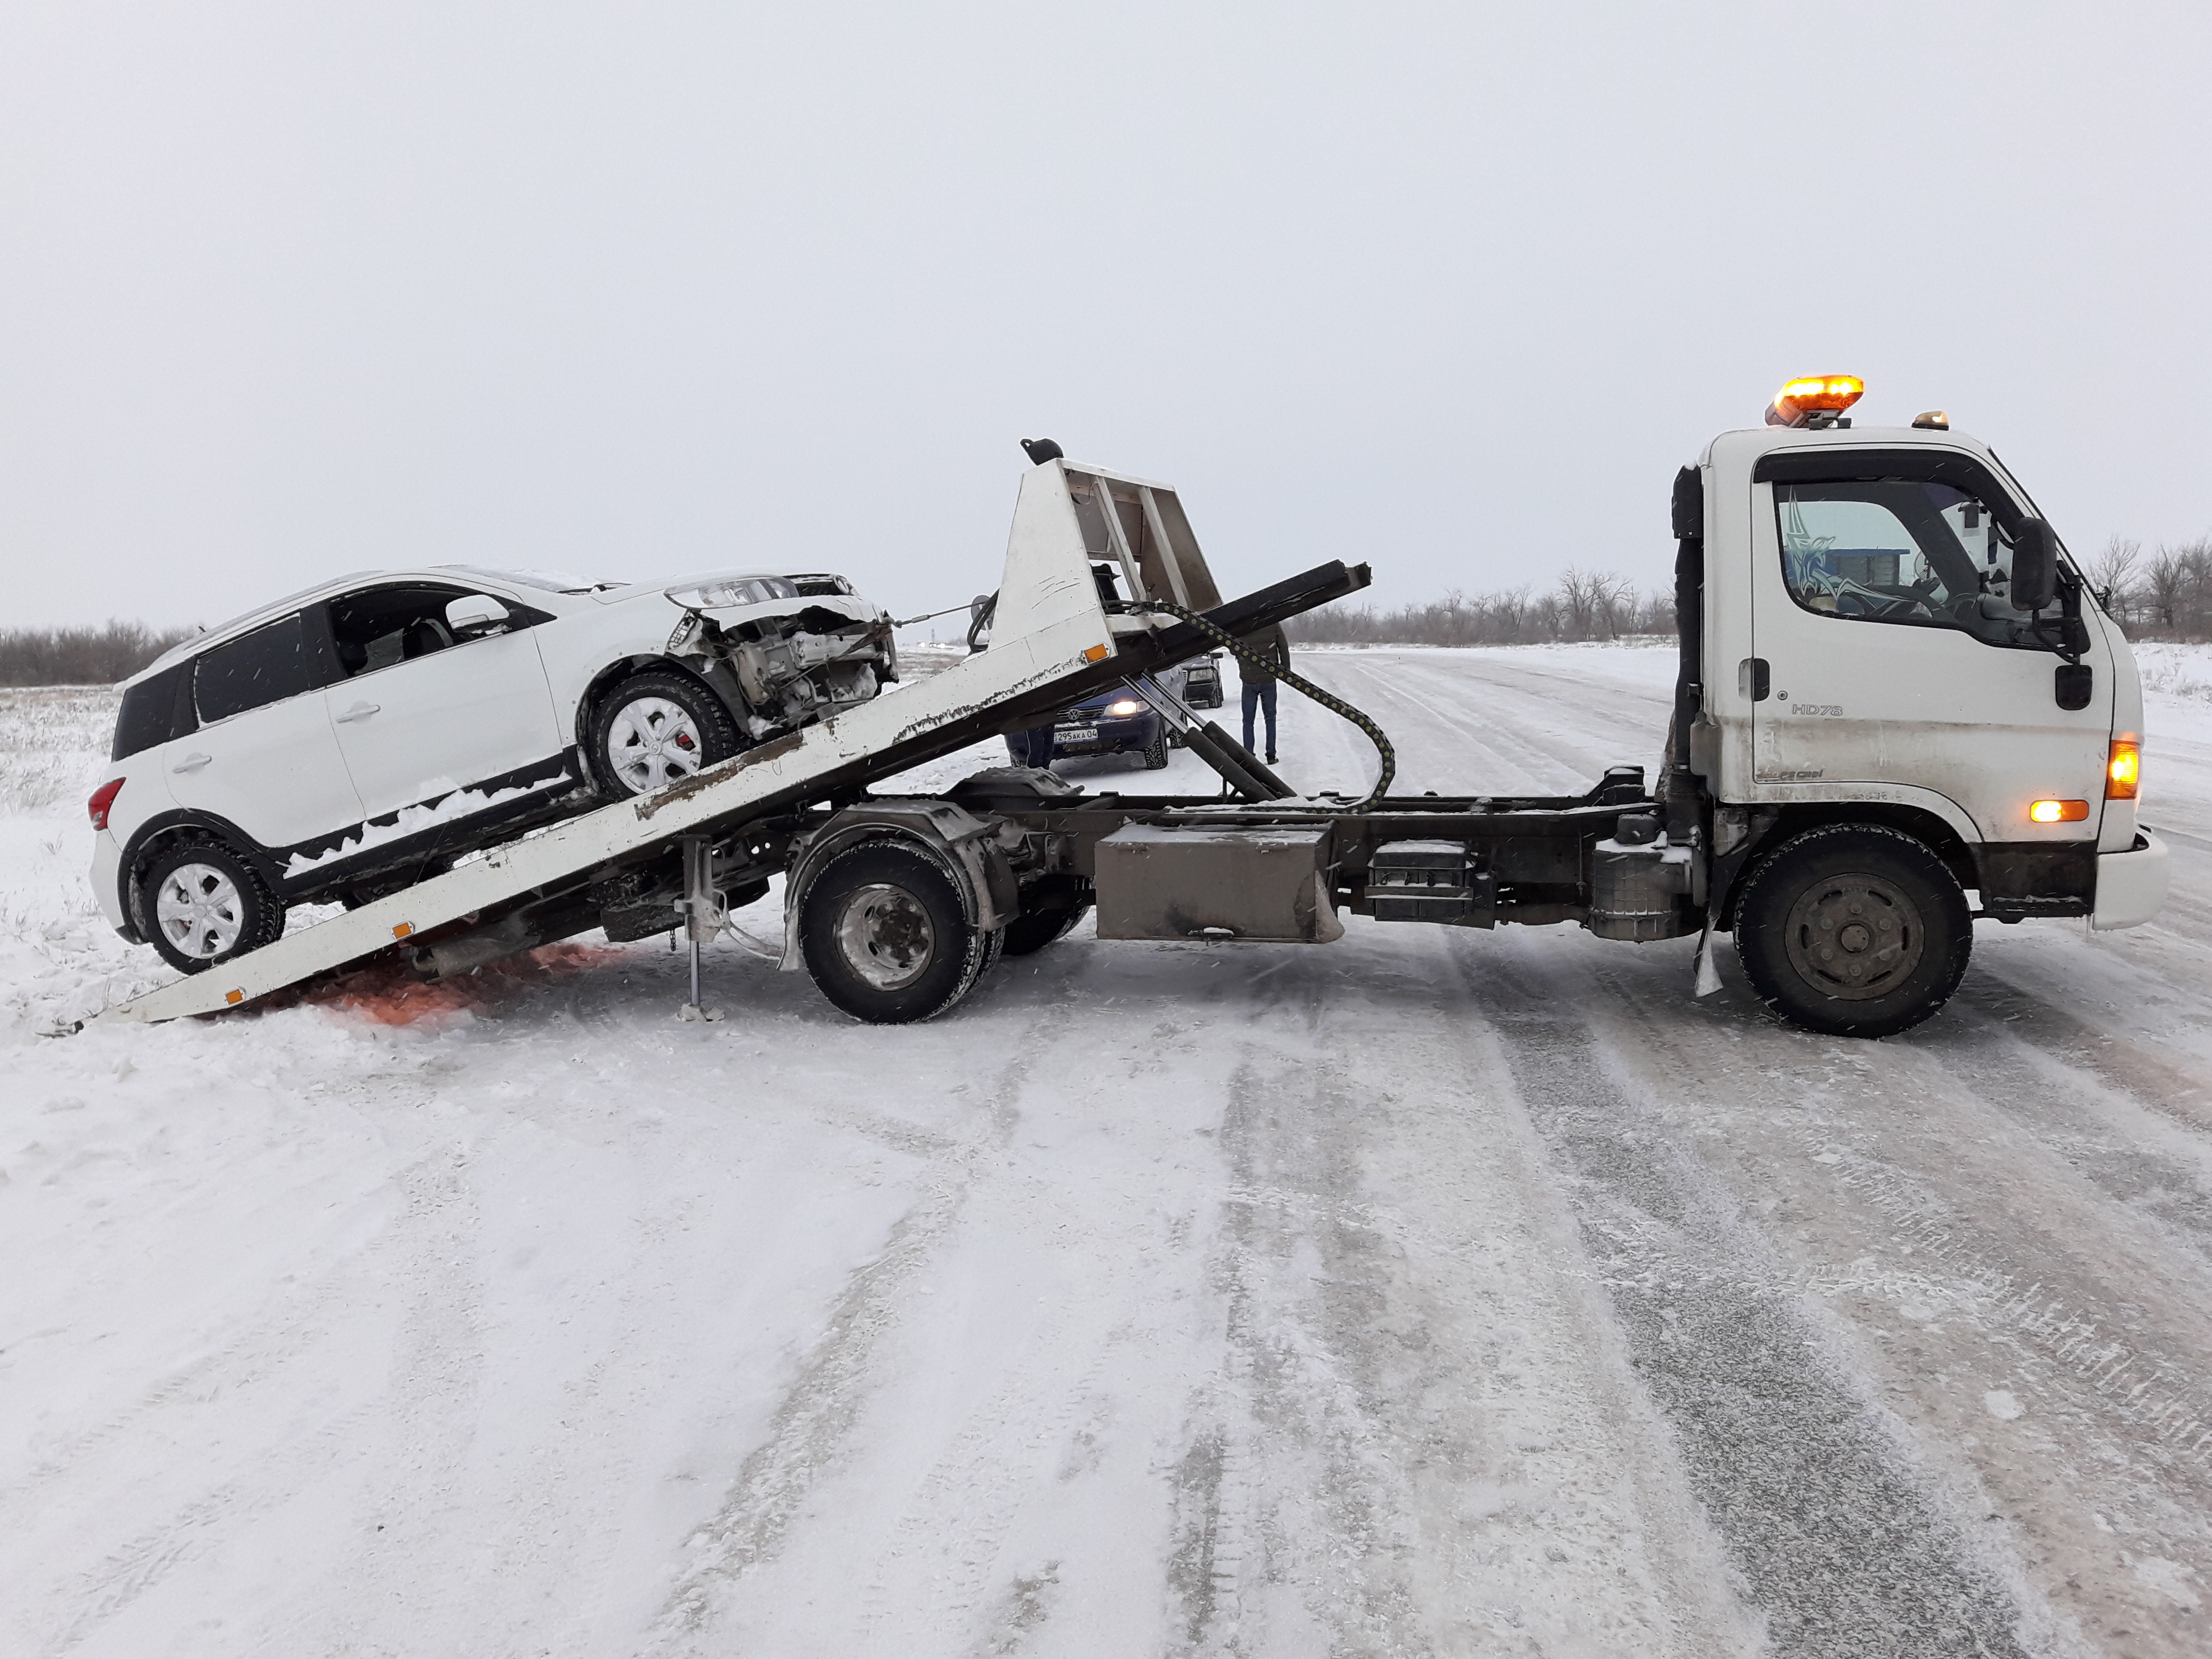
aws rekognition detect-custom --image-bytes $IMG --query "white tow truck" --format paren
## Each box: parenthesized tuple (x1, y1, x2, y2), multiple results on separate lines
(106, 380, 2167, 1038)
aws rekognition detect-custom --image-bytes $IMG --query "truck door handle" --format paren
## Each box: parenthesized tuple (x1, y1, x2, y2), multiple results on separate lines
(1739, 657, 1770, 701)
(335, 701, 381, 724)
(171, 752, 212, 773)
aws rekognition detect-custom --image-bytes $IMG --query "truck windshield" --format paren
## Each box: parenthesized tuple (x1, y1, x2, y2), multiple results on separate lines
(1775, 479, 2052, 647)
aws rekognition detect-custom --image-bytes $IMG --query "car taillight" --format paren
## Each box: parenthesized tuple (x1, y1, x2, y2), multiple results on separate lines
(88, 777, 125, 831)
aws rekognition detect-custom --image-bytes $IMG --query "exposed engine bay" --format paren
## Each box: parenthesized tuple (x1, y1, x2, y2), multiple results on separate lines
(667, 595, 898, 745)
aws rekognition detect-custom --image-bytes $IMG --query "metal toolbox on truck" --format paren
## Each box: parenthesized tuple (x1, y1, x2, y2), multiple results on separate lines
(1094, 823, 1343, 943)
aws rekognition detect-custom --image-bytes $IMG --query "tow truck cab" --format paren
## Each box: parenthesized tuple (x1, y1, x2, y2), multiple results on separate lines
(1662, 382, 2165, 980)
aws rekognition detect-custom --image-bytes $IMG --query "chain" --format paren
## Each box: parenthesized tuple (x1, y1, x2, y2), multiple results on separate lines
(1138, 602, 1395, 810)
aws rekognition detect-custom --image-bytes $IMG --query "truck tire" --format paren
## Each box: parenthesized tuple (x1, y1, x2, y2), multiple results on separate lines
(1733, 823, 1971, 1038)
(999, 876, 1093, 957)
(138, 833, 287, 974)
(799, 840, 993, 1023)
(589, 670, 739, 798)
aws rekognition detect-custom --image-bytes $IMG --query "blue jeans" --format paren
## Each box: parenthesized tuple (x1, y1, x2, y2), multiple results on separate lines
(1006, 725, 1055, 767)
(1241, 681, 1277, 757)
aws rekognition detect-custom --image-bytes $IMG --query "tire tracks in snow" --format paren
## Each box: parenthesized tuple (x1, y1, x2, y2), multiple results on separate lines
(1164, 940, 1752, 1658)
(644, 963, 1093, 1652)
(1454, 937, 2037, 1658)
(1580, 943, 2212, 1650)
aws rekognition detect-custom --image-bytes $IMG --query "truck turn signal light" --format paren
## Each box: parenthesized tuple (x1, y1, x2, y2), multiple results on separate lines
(2107, 738, 2141, 799)
(1766, 375, 1865, 428)
(2030, 799, 2090, 824)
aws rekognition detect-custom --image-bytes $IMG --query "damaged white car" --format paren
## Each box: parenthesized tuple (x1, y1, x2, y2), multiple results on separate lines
(88, 565, 895, 972)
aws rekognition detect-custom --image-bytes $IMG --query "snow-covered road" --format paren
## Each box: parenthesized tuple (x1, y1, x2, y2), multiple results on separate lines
(5, 646, 2212, 1657)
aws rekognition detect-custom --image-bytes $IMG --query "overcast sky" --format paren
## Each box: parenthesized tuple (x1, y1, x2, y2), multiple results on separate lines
(5, 3, 2208, 631)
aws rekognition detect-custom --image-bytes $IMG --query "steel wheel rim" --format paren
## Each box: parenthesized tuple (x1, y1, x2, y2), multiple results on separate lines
(155, 862, 246, 959)
(1783, 871, 1924, 1000)
(833, 882, 935, 991)
(606, 697, 704, 793)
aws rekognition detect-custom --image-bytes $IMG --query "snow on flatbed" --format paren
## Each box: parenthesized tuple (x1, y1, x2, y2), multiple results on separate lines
(5, 648, 2212, 1656)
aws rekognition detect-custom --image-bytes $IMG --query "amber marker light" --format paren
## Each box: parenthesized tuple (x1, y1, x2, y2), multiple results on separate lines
(2030, 799, 2090, 824)
(2106, 738, 2141, 799)
(1766, 373, 1865, 428)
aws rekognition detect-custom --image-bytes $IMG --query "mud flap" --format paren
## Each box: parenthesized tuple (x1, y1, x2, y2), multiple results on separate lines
(1693, 915, 1723, 997)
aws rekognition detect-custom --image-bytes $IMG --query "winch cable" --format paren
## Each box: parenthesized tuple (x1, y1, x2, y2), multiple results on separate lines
(1139, 601, 1395, 810)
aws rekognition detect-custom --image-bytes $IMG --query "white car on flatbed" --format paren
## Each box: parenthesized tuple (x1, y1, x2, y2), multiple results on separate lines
(90, 564, 894, 972)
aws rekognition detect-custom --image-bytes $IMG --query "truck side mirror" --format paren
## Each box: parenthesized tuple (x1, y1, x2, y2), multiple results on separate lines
(2012, 518, 2058, 614)
(446, 593, 511, 635)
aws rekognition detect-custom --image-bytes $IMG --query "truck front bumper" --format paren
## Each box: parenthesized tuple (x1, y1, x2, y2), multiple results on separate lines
(2091, 832, 2168, 931)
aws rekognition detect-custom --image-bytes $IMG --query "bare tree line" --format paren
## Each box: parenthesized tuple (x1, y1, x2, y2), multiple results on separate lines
(2084, 535, 2212, 638)
(1296, 536, 2212, 649)
(1288, 569, 1677, 647)
(0, 621, 198, 687)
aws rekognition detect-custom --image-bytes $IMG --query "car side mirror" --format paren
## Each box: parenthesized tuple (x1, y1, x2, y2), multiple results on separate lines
(446, 593, 511, 634)
(2012, 518, 2058, 614)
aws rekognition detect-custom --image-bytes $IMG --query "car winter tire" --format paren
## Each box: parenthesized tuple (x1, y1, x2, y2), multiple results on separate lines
(138, 834, 286, 975)
(589, 671, 739, 798)
(1733, 823, 1971, 1038)
(999, 876, 1093, 957)
(1141, 728, 1170, 769)
(799, 841, 992, 1023)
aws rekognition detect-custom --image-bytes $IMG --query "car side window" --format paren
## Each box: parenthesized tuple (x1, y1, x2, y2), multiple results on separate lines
(1774, 477, 2047, 647)
(195, 612, 313, 723)
(325, 584, 544, 679)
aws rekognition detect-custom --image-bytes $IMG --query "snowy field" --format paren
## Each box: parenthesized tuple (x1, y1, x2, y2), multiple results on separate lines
(6, 643, 2212, 1657)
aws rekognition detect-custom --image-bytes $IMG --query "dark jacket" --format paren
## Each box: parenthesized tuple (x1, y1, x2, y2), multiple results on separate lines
(1237, 624, 1291, 685)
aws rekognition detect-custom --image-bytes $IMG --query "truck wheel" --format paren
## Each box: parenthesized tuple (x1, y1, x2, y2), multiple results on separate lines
(589, 671, 738, 797)
(1733, 824, 1971, 1038)
(799, 841, 992, 1023)
(138, 834, 286, 975)
(999, 876, 1093, 956)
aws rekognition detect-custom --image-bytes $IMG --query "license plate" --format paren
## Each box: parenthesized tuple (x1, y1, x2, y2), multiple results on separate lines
(1056, 727, 1098, 743)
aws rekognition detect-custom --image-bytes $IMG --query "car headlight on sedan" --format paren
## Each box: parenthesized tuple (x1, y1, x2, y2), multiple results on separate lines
(1106, 698, 1144, 716)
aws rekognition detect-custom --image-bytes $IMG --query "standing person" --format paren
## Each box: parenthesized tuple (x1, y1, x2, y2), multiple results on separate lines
(1006, 721, 1056, 769)
(1238, 622, 1289, 764)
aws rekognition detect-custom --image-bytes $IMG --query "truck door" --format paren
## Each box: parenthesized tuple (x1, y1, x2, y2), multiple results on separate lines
(1746, 447, 2112, 846)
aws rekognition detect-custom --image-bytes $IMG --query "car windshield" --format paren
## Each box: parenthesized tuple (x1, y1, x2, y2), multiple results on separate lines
(446, 564, 615, 594)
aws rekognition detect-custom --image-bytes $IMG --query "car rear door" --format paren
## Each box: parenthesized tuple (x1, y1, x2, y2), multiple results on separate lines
(322, 581, 567, 824)
(165, 611, 367, 856)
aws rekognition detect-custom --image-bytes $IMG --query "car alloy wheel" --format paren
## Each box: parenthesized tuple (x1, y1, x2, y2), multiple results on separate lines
(605, 696, 706, 793)
(154, 861, 247, 960)
(136, 833, 286, 974)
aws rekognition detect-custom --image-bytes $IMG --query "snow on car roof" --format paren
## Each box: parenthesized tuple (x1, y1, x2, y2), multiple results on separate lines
(125, 566, 581, 686)
(442, 564, 617, 595)
(131, 571, 381, 684)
